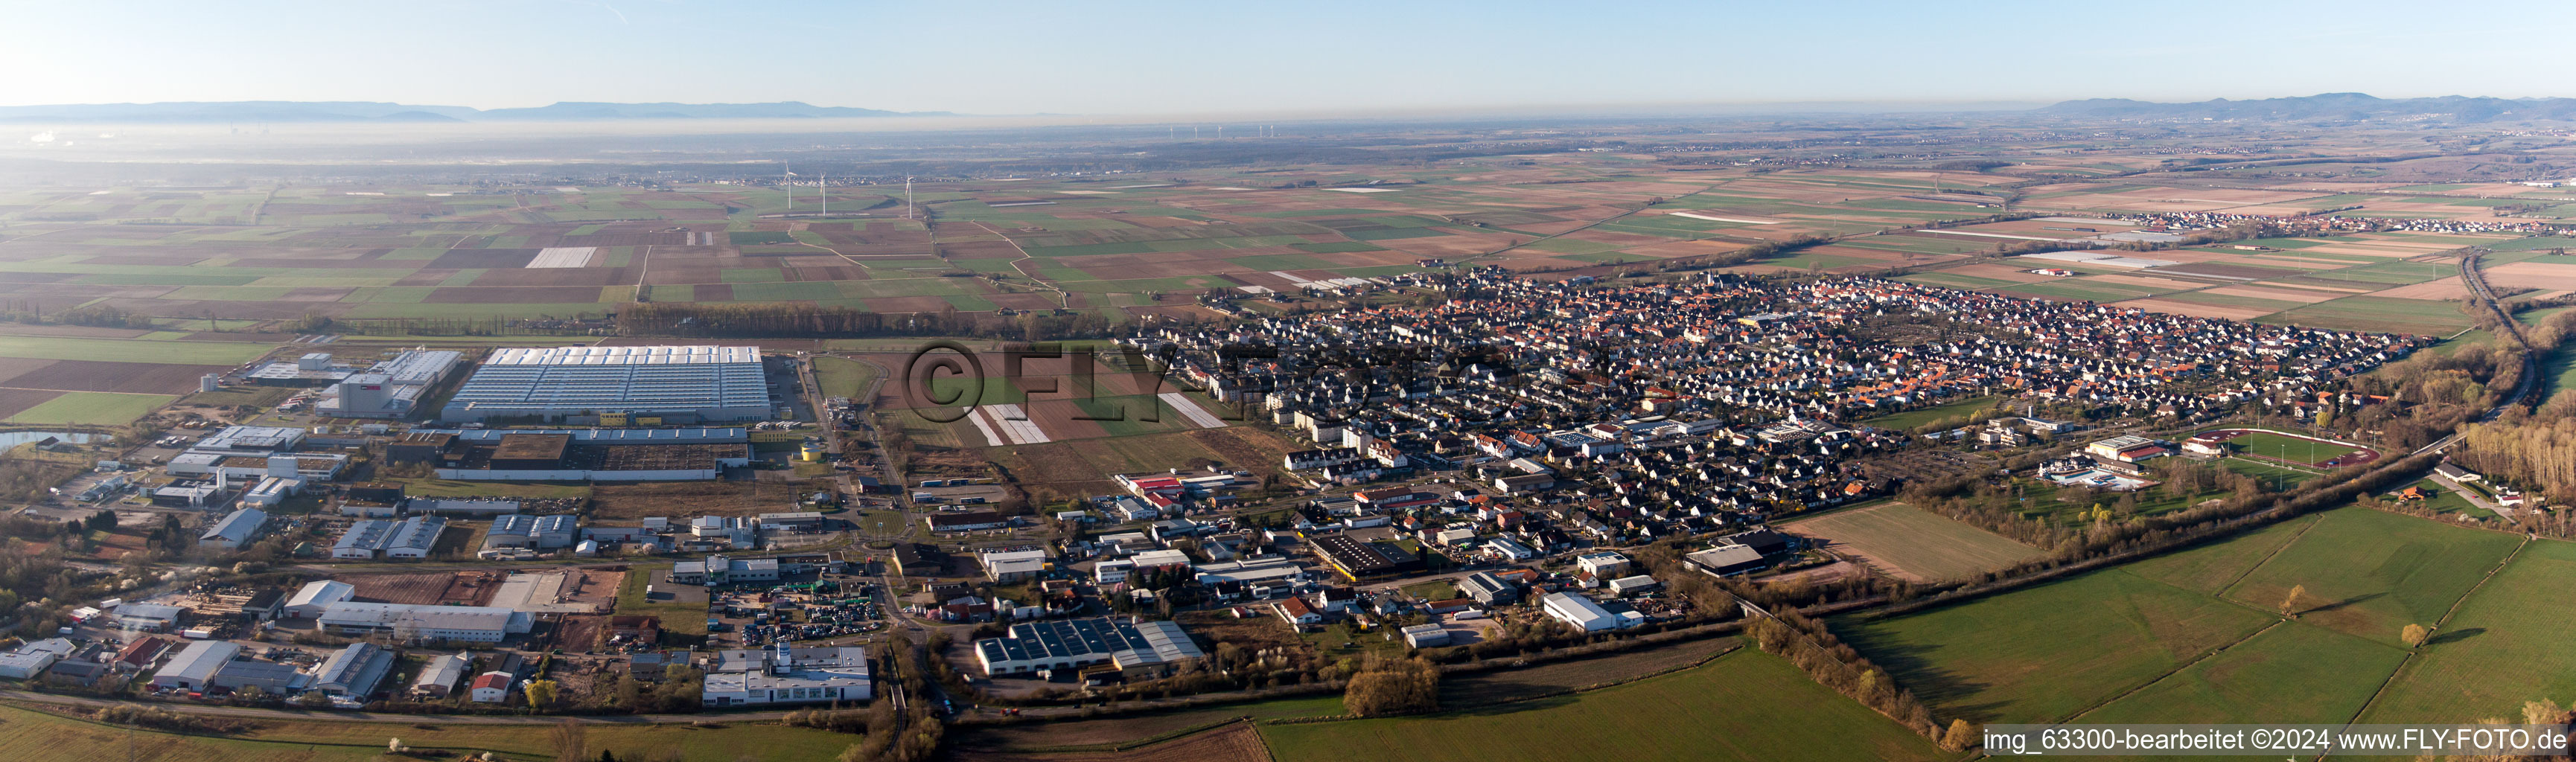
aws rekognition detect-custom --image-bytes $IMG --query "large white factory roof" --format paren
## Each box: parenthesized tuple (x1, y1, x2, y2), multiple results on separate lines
(482, 345, 760, 366)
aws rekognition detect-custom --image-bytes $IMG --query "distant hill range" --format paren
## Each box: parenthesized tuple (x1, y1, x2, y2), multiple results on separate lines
(0, 100, 950, 123)
(2037, 92, 2576, 123)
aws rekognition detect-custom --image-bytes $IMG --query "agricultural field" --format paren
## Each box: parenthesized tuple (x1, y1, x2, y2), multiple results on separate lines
(2215, 508, 2520, 647)
(1258, 649, 1951, 762)
(1783, 502, 2042, 582)
(0, 700, 858, 762)
(2359, 538, 2576, 725)
(1846, 505, 2536, 732)
(1838, 566, 2275, 723)
(0, 164, 2039, 330)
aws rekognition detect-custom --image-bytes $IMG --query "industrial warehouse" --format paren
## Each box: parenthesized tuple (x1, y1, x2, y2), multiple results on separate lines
(387, 426, 753, 481)
(437, 345, 775, 424)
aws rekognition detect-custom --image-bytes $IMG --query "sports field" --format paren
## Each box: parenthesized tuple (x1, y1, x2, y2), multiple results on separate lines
(1258, 649, 1948, 762)
(2195, 429, 2371, 467)
(1784, 502, 2042, 582)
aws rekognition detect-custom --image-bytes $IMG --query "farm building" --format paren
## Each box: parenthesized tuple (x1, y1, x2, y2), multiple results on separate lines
(973, 617, 1205, 676)
(439, 345, 774, 424)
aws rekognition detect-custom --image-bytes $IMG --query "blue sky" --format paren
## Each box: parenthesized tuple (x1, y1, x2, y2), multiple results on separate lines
(7, 0, 2572, 115)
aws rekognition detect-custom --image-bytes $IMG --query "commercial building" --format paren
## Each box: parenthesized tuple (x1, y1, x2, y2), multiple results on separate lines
(1458, 572, 1520, 606)
(439, 345, 774, 424)
(332, 516, 447, 560)
(0, 638, 72, 679)
(213, 659, 310, 693)
(317, 349, 462, 420)
(197, 508, 268, 550)
(1541, 592, 1641, 632)
(111, 602, 185, 632)
(973, 617, 1205, 676)
(1310, 534, 1423, 580)
(404, 427, 752, 481)
(411, 653, 472, 698)
(285, 580, 355, 618)
(318, 602, 531, 642)
(669, 554, 780, 586)
(702, 643, 874, 707)
(312, 642, 395, 697)
(150, 640, 240, 691)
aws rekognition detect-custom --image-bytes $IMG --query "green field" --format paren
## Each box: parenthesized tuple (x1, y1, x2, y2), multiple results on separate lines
(2360, 538, 2569, 725)
(1840, 567, 2275, 723)
(2257, 295, 2473, 335)
(1260, 649, 1951, 762)
(615, 561, 710, 635)
(2203, 430, 2360, 465)
(4, 391, 175, 425)
(813, 356, 881, 400)
(2220, 508, 2515, 647)
(1863, 395, 1999, 429)
(0, 335, 272, 365)
(2073, 621, 2406, 727)
(2121, 514, 2321, 595)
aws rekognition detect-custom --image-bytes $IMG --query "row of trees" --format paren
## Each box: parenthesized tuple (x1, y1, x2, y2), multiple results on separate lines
(1744, 613, 1942, 741)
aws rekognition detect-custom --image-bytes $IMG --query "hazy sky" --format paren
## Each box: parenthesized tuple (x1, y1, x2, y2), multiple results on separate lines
(7, 0, 2573, 115)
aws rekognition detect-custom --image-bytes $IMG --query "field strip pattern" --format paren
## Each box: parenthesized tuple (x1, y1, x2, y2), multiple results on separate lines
(963, 408, 1006, 446)
(1668, 211, 1778, 224)
(1918, 228, 2057, 241)
(1160, 391, 1228, 429)
(980, 403, 1051, 444)
(528, 246, 598, 268)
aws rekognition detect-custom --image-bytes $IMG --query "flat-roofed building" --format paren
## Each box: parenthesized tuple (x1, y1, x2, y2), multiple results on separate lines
(319, 602, 529, 642)
(439, 345, 773, 424)
(1541, 592, 1640, 632)
(702, 644, 873, 707)
(974, 617, 1204, 676)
